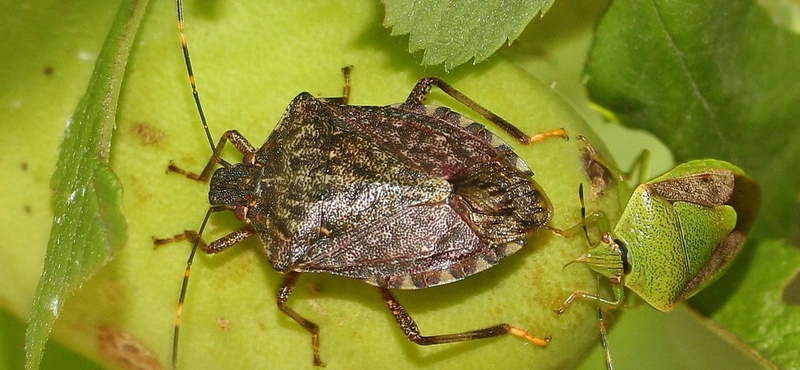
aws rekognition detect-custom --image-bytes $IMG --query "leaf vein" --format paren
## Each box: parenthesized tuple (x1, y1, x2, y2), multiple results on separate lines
(650, 0, 736, 161)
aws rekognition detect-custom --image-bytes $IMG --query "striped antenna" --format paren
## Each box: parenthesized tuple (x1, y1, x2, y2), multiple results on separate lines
(176, 0, 215, 153)
(171, 209, 213, 369)
(578, 183, 591, 243)
(172, 0, 216, 368)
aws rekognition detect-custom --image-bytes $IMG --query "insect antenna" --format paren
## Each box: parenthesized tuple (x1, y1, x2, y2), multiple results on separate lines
(559, 184, 595, 270)
(172, 2, 224, 367)
(578, 183, 592, 244)
(176, 0, 215, 154)
(172, 207, 215, 369)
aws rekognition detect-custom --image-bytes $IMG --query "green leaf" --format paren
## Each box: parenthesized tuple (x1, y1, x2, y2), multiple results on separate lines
(382, 0, 555, 70)
(692, 239, 800, 370)
(586, 0, 800, 368)
(585, 0, 800, 242)
(23, 0, 149, 368)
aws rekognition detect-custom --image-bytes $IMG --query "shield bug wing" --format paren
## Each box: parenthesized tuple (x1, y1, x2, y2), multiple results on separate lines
(671, 201, 739, 301)
(642, 159, 761, 235)
(250, 93, 455, 272)
(646, 160, 736, 207)
(254, 92, 552, 289)
(666, 160, 761, 300)
(299, 202, 492, 289)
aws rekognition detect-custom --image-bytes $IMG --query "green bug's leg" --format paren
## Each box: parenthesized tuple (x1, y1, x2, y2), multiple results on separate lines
(547, 211, 607, 238)
(598, 306, 614, 370)
(554, 184, 625, 315)
(578, 136, 652, 184)
(549, 184, 612, 241)
(630, 149, 652, 185)
(594, 274, 615, 370)
(554, 280, 625, 315)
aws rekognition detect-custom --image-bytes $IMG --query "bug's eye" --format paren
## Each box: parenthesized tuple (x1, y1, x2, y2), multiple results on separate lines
(616, 240, 631, 274)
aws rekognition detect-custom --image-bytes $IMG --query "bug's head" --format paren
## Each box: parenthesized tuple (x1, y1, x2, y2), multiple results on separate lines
(209, 163, 262, 221)
(567, 232, 629, 284)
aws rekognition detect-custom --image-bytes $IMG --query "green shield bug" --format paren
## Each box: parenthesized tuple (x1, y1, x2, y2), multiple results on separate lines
(556, 137, 761, 368)
(155, 0, 574, 368)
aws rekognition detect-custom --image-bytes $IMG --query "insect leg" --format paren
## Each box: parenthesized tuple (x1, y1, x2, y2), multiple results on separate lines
(167, 130, 256, 182)
(578, 135, 651, 184)
(154, 206, 253, 369)
(554, 282, 625, 315)
(320, 65, 354, 105)
(546, 212, 607, 238)
(402, 77, 568, 144)
(277, 271, 325, 367)
(595, 275, 615, 370)
(548, 184, 612, 239)
(341, 65, 352, 104)
(154, 227, 254, 253)
(378, 287, 549, 347)
(598, 306, 615, 370)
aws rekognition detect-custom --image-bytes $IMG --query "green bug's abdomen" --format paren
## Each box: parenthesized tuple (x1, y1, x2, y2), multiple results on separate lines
(672, 201, 737, 299)
(620, 187, 737, 311)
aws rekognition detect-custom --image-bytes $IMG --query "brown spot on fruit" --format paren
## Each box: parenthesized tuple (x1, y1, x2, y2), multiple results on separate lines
(129, 122, 165, 146)
(217, 318, 230, 330)
(97, 325, 163, 370)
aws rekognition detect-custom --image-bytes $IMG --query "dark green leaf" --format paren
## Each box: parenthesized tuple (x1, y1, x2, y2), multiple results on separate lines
(23, 0, 149, 368)
(692, 240, 800, 370)
(382, 0, 555, 70)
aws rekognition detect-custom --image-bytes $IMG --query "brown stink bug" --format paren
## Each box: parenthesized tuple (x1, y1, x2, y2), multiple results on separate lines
(154, 0, 570, 368)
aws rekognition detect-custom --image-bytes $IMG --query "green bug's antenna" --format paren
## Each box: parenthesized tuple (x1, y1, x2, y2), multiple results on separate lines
(578, 183, 591, 243)
(561, 184, 594, 271)
(177, 0, 215, 153)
